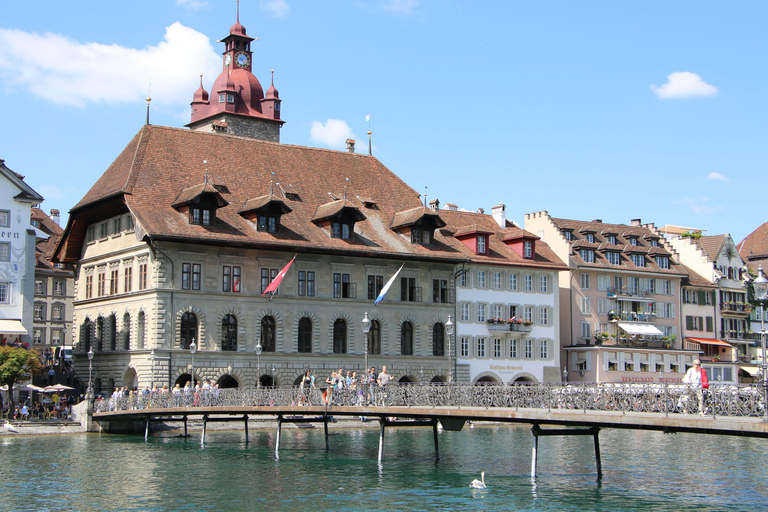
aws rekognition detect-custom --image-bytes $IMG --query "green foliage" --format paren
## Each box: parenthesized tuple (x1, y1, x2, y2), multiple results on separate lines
(680, 231, 702, 239)
(0, 346, 43, 403)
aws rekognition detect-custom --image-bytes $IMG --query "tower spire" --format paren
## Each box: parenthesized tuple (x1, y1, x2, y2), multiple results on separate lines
(146, 78, 152, 125)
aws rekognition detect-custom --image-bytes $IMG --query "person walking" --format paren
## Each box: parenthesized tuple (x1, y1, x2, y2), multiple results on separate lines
(683, 359, 708, 416)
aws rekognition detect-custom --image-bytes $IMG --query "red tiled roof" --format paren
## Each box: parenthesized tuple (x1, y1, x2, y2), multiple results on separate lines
(58, 125, 471, 263)
(739, 222, 768, 262)
(695, 235, 726, 262)
(390, 206, 446, 230)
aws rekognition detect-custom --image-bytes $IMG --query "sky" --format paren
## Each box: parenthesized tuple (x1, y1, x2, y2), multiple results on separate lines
(0, 0, 765, 243)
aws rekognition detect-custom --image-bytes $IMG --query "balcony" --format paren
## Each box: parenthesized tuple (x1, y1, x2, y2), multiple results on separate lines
(607, 288, 655, 301)
(487, 321, 533, 333)
(720, 330, 754, 343)
(608, 312, 657, 323)
(720, 303, 751, 316)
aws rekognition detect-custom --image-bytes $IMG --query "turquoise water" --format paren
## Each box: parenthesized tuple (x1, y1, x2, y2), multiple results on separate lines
(1, 424, 767, 511)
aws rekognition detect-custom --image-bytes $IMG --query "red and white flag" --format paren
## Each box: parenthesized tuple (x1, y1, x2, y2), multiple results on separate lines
(262, 255, 296, 296)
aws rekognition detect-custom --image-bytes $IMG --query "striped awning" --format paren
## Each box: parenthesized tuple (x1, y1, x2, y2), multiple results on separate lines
(686, 337, 731, 347)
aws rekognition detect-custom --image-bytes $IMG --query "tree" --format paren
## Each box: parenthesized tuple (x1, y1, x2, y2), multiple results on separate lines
(0, 346, 42, 418)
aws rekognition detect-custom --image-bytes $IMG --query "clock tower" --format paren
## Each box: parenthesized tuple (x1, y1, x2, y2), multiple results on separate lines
(187, 4, 284, 141)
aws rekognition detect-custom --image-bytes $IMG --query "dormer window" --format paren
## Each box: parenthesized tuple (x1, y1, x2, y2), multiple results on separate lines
(411, 229, 433, 245)
(563, 230, 572, 241)
(390, 206, 445, 247)
(606, 251, 620, 265)
(258, 215, 278, 233)
(586, 233, 595, 243)
(227, 93, 235, 103)
(630, 237, 638, 246)
(524, 240, 533, 258)
(191, 207, 215, 226)
(173, 180, 229, 228)
(332, 222, 353, 239)
(608, 235, 617, 245)
(478, 235, 487, 254)
(219, 94, 226, 103)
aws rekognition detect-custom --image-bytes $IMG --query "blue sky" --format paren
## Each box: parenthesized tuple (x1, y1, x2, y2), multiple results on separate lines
(0, 1, 765, 243)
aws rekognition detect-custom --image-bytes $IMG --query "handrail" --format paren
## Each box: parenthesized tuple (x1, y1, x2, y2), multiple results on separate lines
(94, 382, 766, 418)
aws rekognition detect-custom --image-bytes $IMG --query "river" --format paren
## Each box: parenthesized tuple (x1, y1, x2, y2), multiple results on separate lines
(1, 423, 767, 511)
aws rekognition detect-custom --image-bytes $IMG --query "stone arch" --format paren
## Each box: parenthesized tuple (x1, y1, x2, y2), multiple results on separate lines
(368, 313, 389, 355)
(474, 372, 502, 384)
(176, 305, 206, 349)
(510, 372, 538, 384)
(397, 315, 421, 356)
(398, 375, 415, 384)
(257, 308, 285, 353)
(293, 311, 320, 353)
(123, 367, 138, 389)
(327, 312, 354, 354)
(217, 374, 240, 388)
(428, 317, 450, 358)
(430, 375, 445, 383)
(219, 306, 245, 351)
(211, 366, 243, 386)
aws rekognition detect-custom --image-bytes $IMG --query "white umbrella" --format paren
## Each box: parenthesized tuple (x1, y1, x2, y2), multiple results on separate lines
(43, 384, 75, 392)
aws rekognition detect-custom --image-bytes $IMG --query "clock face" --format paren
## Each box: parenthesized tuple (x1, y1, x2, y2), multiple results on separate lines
(235, 51, 250, 68)
(224, 54, 231, 67)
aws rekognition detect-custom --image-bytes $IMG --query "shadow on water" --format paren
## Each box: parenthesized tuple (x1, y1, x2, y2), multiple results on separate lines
(1, 425, 767, 511)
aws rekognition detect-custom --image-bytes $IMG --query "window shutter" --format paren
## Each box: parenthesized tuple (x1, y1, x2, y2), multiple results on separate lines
(698, 317, 704, 331)
(697, 290, 706, 305)
(706, 316, 713, 332)
(686, 316, 693, 330)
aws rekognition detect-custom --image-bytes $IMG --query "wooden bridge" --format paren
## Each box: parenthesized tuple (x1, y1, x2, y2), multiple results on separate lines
(92, 383, 768, 478)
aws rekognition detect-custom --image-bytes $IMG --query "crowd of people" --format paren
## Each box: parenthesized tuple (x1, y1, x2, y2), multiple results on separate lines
(2, 392, 74, 420)
(298, 365, 392, 407)
(102, 380, 224, 410)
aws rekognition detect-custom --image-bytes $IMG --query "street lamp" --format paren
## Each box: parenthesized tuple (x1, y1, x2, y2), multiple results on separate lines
(271, 365, 276, 387)
(446, 315, 454, 384)
(255, 339, 262, 388)
(751, 265, 768, 422)
(86, 347, 94, 401)
(361, 312, 371, 373)
(189, 339, 196, 390)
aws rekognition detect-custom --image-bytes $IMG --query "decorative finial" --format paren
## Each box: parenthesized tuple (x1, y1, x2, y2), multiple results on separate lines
(146, 78, 153, 125)
(237, 0, 240, 23)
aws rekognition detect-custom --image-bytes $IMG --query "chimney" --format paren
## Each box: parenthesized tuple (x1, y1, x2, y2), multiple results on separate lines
(346, 139, 355, 153)
(631, 218, 642, 226)
(592, 219, 602, 224)
(50, 209, 60, 226)
(477, 208, 485, 214)
(492, 204, 506, 228)
(429, 198, 440, 211)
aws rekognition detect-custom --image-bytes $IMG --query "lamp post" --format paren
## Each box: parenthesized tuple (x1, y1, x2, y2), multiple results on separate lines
(271, 365, 276, 387)
(361, 312, 371, 374)
(86, 347, 94, 401)
(255, 340, 262, 388)
(446, 315, 454, 384)
(751, 265, 768, 422)
(189, 339, 196, 389)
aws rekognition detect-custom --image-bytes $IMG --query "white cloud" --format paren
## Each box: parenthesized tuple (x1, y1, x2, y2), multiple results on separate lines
(650, 72, 718, 99)
(383, 0, 418, 14)
(684, 196, 725, 214)
(310, 119, 355, 148)
(706, 172, 729, 182)
(261, 0, 290, 17)
(0, 23, 221, 114)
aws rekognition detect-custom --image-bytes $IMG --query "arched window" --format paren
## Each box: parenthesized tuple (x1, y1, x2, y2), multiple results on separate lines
(261, 316, 276, 352)
(298, 317, 312, 353)
(433, 323, 445, 356)
(109, 314, 117, 351)
(222, 314, 237, 351)
(401, 321, 413, 356)
(180, 312, 198, 349)
(96, 316, 104, 352)
(81, 318, 92, 353)
(137, 311, 145, 350)
(333, 318, 347, 354)
(123, 313, 131, 351)
(369, 320, 381, 355)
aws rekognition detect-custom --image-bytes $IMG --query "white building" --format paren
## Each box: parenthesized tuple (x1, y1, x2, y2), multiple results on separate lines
(0, 159, 44, 346)
(442, 204, 567, 383)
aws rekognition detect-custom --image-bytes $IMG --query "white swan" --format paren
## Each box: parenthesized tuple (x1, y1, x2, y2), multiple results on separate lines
(469, 471, 486, 489)
(3, 421, 18, 433)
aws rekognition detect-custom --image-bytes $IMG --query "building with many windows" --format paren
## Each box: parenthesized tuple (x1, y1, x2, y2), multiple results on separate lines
(0, 159, 44, 346)
(666, 233, 751, 383)
(446, 204, 568, 383)
(51, 14, 490, 393)
(525, 212, 692, 383)
(32, 207, 75, 352)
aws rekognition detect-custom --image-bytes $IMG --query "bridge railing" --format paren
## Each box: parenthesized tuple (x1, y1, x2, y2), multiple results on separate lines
(94, 382, 766, 418)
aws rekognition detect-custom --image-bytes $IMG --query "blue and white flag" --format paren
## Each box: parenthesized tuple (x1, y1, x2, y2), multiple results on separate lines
(374, 264, 404, 305)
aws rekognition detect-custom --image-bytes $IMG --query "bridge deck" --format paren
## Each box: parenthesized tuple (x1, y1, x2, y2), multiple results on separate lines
(94, 405, 768, 438)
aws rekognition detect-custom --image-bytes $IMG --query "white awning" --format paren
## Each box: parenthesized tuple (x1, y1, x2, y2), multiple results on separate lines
(0, 319, 28, 334)
(617, 322, 664, 336)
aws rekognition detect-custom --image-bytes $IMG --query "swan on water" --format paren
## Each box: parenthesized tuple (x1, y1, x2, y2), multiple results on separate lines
(469, 471, 486, 489)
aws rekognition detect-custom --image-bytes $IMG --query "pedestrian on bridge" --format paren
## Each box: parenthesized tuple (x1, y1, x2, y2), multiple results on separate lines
(683, 359, 709, 416)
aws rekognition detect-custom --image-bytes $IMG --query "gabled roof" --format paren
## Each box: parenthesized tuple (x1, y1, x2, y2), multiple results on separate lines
(55, 125, 468, 264)
(738, 222, 768, 264)
(390, 206, 446, 230)
(695, 235, 726, 262)
(239, 193, 292, 215)
(310, 200, 366, 223)
(500, 227, 540, 242)
(172, 179, 229, 208)
(0, 159, 43, 203)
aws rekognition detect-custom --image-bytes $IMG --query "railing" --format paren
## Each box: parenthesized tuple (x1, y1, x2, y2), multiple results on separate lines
(607, 288, 653, 300)
(721, 330, 753, 342)
(95, 382, 767, 418)
(609, 313, 657, 323)
(720, 303, 750, 314)
(487, 323, 533, 333)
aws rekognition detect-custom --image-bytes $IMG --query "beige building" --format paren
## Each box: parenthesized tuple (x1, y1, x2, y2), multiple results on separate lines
(525, 212, 693, 383)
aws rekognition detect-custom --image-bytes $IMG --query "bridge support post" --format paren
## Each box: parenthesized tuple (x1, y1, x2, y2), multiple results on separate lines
(184, 416, 188, 439)
(145, 416, 150, 441)
(244, 415, 249, 444)
(324, 415, 329, 452)
(378, 418, 385, 462)
(432, 419, 440, 461)
(276, 415, 282, 455)
(530, 424, 602, 480)
(201, 415, 207, 445)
